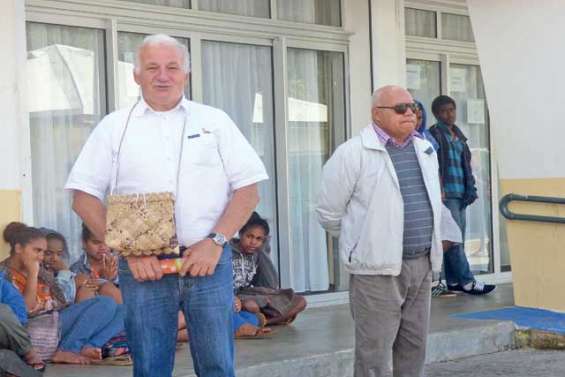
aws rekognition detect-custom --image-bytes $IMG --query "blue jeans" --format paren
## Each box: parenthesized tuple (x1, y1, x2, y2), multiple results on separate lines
(443, 198, 475, 287)
(59, 296, 125, 353)
(118, 245, 234, 377)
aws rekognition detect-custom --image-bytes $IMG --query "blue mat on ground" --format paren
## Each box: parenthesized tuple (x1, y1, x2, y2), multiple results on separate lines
(451, 306, 565, 334)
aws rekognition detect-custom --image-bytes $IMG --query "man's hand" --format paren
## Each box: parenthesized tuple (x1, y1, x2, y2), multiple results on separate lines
(179, 239, 223, 277)
(101, 254, 118, 281)
(126, 256, 163, 282)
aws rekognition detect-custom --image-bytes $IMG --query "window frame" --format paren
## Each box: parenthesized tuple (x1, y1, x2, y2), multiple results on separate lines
(404, 0, 510, 284)
(24, 0, 351, 292)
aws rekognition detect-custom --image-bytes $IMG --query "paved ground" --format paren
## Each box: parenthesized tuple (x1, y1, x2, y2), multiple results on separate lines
(426, 349, 565, 377)
(45, 284, 515, 377)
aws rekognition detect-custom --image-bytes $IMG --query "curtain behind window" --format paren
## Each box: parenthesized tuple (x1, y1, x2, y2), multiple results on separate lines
(27, 23, 107, 262)
(199, 0, 269, 17)
(201, 41, 279, 269)
(286, 48, 345, 292)
(278, 0, 341, 26)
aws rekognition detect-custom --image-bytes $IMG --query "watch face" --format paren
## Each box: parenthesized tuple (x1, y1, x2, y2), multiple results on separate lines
(215, 234, 225, 244)
(210, 233, 226, 245)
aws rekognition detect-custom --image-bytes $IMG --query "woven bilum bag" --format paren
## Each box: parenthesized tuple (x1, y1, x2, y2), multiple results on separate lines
(105, 100, 185, 257)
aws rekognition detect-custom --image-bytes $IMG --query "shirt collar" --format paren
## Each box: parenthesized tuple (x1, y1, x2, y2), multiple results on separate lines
(372, 122, 421, 148)
(80, 253, 92, 273)
(132, 96, 190, 117)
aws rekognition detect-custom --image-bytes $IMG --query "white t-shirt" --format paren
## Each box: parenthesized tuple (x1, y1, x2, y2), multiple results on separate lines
(65, 97, 268, 247)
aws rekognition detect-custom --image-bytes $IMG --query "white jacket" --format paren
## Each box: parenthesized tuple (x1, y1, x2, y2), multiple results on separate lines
(316, 125, 443, 275)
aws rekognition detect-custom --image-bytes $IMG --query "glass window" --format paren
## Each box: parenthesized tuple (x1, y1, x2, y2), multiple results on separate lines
(449, 64, 492, 274)
(115, 0, 190, 7)
(287, 48, 346, 292)
(442, 13, 474, 42)
(117, 32, 191, 109)
(199, 0, 269, 18)
(201, 40, 278, 267)
(27, 22, 107, 261)
(278, 0, 341, 27)
(405, 8, 437, 38)
(406, 59, 441, 129)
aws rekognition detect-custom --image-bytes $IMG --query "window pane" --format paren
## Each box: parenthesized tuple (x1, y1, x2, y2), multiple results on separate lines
(442, 13, 474, 42)
(27, 22, 107, 262)
(117, 32, 191, 109)
(278, 0, 341, 26)
(287, 48, 346, 292)
(405, 8, 437, 38)
(406, 59, 441, 129)
(201, 41, 278, 266)
(115, 0, 190, 7)
(199, 0, 269, 18)
(449, 64, 492, 274)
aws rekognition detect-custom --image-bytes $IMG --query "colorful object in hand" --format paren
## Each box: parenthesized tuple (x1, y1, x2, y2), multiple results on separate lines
(160, 258, 183, 274)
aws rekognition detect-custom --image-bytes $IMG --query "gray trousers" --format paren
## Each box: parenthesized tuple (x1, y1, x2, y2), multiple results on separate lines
(349, 255, 432, 377)
(0, 304, 32, 356)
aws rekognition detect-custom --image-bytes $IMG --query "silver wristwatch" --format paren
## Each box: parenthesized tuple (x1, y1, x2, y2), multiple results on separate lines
(207, 232, 227, 247)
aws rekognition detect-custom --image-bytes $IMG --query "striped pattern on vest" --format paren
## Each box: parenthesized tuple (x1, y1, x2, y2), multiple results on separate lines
(386, 141, 434, 259)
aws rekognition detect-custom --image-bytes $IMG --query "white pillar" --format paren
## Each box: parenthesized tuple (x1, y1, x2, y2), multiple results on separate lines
(344, 0, 373, 133)
(370, 0, 407, 90)
(0, 0, 28, 257)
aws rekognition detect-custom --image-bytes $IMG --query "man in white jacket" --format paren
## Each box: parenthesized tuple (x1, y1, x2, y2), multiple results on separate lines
(316, 85, 442, 377)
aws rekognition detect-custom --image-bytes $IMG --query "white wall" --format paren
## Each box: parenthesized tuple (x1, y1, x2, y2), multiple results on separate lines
(370, 0, 407, 89)
(344, 0, 373, 134)
(468, 0, 565, 180)
(0, 0, 28, 191)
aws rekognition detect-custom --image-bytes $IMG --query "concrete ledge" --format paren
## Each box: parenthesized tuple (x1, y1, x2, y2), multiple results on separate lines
(221, 321, 516, 377)
(425, 321, 516, 363)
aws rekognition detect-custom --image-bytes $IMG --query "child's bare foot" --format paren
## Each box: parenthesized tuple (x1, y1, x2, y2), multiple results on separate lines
(235, 324, 272, 338)
(80, 346, 102, 360)
(23, 348, 46, 371)
(52, 350, 91, 365)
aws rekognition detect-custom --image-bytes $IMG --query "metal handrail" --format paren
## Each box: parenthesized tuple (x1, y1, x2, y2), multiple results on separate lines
(499, 193, 565, 224)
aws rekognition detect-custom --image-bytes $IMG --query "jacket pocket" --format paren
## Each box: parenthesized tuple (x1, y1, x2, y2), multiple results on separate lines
(348, 241, 359, 263)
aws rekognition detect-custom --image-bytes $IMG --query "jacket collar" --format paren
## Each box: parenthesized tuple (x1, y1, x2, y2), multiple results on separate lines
(360, 124, 431, 154)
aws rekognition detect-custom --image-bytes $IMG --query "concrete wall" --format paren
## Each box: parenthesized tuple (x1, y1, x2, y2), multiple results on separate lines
(468, 0, 565, 312)
(0, 0, 27, 259)
(370, 0, 406, 89)
(344, 0, 374, 134)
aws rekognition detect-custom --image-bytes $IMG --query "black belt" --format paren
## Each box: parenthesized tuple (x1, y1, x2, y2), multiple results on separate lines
(157, 246, 188, 260)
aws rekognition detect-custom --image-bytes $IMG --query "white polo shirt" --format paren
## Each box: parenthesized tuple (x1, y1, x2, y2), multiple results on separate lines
(65, 97, 268, 247)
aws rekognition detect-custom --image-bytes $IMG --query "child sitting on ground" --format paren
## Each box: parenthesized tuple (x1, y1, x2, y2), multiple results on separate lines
(70, 224, 189, 342)
(70, 224, 122, 304)
(231, 212, 306, 326)
(1, 222, 125, 365)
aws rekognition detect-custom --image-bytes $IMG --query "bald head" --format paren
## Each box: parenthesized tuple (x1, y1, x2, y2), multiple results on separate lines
(371, 85, 413, 108)
(371, 85, 417, 144)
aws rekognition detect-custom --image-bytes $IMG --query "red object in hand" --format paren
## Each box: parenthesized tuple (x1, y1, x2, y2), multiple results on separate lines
(160, 258, 183, 274)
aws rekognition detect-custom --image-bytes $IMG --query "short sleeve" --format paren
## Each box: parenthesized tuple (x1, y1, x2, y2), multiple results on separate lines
(215, 112, 268, 190)
(65, 117, 114, 201)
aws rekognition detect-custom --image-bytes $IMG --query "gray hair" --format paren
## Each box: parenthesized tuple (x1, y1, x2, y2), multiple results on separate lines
(134, 34, 191, 74)
(371, 85, 411, 108)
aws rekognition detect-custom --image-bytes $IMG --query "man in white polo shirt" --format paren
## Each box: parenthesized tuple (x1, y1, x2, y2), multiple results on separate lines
(65, 34, 268, 377)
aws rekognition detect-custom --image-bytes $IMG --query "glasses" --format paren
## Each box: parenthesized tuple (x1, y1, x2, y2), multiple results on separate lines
(376, 102, 418, 115)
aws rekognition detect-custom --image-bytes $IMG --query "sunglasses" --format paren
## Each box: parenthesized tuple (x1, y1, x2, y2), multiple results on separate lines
(376, 102, 418, 115)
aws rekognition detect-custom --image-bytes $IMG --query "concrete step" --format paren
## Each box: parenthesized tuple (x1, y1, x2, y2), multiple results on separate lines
(233, 321, 516, 377)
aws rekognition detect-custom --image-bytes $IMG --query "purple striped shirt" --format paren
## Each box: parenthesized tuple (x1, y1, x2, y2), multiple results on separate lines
(372, 122, 422, 148)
